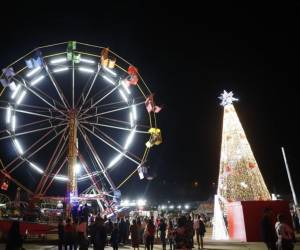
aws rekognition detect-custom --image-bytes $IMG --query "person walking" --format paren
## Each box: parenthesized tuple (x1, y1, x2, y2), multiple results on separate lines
(261, 208, 277, 250)
(275, 214, 295, 250)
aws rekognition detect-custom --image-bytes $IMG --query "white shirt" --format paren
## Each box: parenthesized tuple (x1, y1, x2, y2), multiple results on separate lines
(275, 222, 294, 240)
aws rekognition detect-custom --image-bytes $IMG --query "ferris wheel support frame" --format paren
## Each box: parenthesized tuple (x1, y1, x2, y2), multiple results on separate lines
(67, 110, 78, 207)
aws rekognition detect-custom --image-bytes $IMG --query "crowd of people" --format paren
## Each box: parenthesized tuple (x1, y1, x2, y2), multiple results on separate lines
(5, 206, 300, 250)
(55, 213, 207, 250)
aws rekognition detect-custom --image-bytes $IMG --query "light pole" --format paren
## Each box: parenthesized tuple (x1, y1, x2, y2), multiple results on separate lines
(281, 147, 298, 212)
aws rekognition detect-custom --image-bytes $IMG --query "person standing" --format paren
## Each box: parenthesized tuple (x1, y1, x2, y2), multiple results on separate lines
(197, 216, 206, 249)
(145, 219, 156, 250)
(275, 214, 295, 250)
(159, 218, 167, 250)
(110, 223, 119, 250)
(78, 217, 88, 250)
(118, 217, 126, 245)
(261, 208, 277, 250)
(91, 217, 107, 250)
(174, 216, 189, 250)
(58, 217, 65, 250)
(292, 212, 300, 233)
(167, 220, 175, 250)
(125, 217, 130, 244)
(130, 219, 140, 250)
(64, 217, 76, 250)
(5, 220, 23, 250)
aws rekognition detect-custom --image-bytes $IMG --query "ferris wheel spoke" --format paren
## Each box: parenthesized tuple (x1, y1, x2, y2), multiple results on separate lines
(80, 85, 119, 117)
(0, 106, 66, 121)
(79, 101, 144, 121)
(44, 64, 70, 110)
(77, 65, 101, 113)
(80, 124, 141, 166)
(12, 77, 68, 117)
(83, 115, 150, 130)
(6, 126, 67, 173)
(12, 76, 67, 111)
(0, 100, 62, 113)
(77, 153, 103, 194)
(78, 126, 116, 190)
(79, 121, 149, 134)
(3, 124, 65, 171)
(41, 158, 67, 195)
(80, 96, 145, 114)
(38, 145, 68, 195)
(86, 124, 142, 162)
(0, 123, 67, 141)
(0, 169, 34, 195)
(0, 117, 55, 135)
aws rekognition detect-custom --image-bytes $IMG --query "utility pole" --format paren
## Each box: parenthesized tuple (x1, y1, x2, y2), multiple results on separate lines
(281, 147, 298, 211)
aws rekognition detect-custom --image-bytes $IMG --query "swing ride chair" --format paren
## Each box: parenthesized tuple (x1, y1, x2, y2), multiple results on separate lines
(0, 41, 162, 217)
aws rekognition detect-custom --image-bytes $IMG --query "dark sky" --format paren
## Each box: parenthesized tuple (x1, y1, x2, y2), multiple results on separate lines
(1, 1, 299, 203)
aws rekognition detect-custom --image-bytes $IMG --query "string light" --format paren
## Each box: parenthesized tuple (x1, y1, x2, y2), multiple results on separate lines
(217, 93, 271, 202)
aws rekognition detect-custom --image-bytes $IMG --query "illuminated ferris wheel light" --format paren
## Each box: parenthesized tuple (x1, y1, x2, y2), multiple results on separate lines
(11, 115, 16, 131)
(121, 80, 131, 94)
(79, 67, 95, 73)
(30, 75, 44, 86)
(119, 89, 128, 102)
(80, 58, 95, 64)
(75, 163, 81, 174)
(16, 90, 27, 104)
(6, 106, 11, 123)
(124, 128, 136, 150)
(50, 57, 67, 64)
(102, 75, 115, 85)
(54, 175, 69, 181)
(14, 139, 24, 155)
(103, 66, 117, 77)
(53, 67, 69, 73)
(26, 66, 42, 77)
(129, 112, 134, 127)
(11, 84, 21, 99)
(108, 154, 123, 169)
(29, 162, 44, 174)
(132, 105, 137, 120)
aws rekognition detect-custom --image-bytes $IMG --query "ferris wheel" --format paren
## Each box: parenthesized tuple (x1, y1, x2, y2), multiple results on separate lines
(0, 41, 162, 214)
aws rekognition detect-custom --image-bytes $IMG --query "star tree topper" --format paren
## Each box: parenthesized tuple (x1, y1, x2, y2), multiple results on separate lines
(219, 90, 238, 106)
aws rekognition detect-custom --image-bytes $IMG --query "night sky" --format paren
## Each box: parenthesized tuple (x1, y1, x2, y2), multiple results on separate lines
(0, 1, 299, 203)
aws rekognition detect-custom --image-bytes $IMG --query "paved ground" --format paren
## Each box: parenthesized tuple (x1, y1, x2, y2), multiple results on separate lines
(0, 242, 300, 250)
(1, 239, 300, 250)
(1, 228, 300, 250)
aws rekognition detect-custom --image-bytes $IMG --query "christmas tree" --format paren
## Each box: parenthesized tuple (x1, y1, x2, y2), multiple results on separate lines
(217, 91, 271, 202)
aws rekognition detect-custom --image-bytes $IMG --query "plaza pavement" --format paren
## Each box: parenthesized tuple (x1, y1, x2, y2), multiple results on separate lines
(1, 228, 300, 250)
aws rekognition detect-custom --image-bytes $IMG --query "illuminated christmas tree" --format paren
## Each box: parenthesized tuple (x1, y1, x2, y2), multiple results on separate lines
(217, 90, 271, 202)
